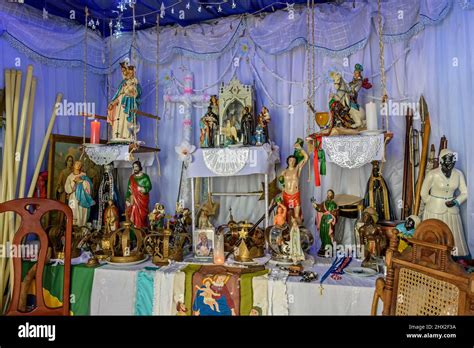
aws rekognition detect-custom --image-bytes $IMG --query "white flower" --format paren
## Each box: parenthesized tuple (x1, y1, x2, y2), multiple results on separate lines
(175, 141, 196, 162)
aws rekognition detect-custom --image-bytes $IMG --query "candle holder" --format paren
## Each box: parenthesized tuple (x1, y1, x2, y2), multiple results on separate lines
(214, 230, 225, 265)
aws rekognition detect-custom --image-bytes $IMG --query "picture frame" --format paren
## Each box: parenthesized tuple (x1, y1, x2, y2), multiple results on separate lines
(193, 228, 215, 259)
(46, 134, 105, 226)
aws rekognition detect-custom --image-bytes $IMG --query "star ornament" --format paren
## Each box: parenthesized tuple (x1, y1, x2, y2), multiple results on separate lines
(238, 228, 248, 240)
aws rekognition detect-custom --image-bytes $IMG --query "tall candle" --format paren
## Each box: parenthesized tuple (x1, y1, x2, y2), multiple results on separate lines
(365, 102, 377, 131)
(90, 119, 101, 144)
(214, 232, 225, 265)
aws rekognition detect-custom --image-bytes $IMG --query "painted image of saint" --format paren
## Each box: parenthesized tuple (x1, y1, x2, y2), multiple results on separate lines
(192, 274, 236, 316)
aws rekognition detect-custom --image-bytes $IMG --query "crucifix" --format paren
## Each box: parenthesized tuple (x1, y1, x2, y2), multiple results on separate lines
(164, 71, 210, 207)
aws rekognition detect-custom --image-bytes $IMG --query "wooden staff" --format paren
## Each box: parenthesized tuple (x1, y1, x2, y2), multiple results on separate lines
(12, 70, 22, 147)
(27, 93, 63, 198)
(14, 66, 33, 192)
(18, 77, 37, 199)
(401, 108, 414, 220)
(413, 96, 431, 216)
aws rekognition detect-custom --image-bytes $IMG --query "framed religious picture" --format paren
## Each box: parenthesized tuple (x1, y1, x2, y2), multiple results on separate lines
(193, 228, 215, 260)
(218, 77, 255, 146)
(46, 134, 104, 226)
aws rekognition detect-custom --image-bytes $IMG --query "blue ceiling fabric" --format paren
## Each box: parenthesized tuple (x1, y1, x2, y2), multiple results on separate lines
(0, 0, 472, 73)
(23, 0, 332, 36)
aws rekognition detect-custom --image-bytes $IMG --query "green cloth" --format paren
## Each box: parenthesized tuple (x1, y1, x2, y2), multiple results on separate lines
(239, 269, 269, 315)
(22, 261, 97, 315)
(182, 264, 202, 316)
(319, 200, 337, 248)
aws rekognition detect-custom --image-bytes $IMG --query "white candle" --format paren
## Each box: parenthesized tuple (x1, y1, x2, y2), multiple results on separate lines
(365, 101, 378, 131)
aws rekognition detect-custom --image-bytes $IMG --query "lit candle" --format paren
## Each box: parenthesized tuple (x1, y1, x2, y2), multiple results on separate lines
(90, 119, 101, 144)
(365, 102, 377, 131)
(214, 232, 225, 265)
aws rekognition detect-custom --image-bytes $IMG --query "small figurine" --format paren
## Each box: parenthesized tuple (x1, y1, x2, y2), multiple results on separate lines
(199, 106, 219, 148)
(34, 171, 48, 199)
(289, 216, 305, 264)
(222, 119, 238, 146)
(104, 200, 120, 234)
(240, 106, 254, 146)
(359, 207, 387, 271)
(273, 201, 287, 226)
(149, 203, 166, 231)
(421, 149, 469, 256)
(64, 161, 96, 226)
(312, 189, 339, 257)
(254, 106, 271, 145)
(97, 163, 123, 230)
(107, 61, 142, 142)
(395, 215, 420, 253)
(125, 160, 152, 229)
(278, 139, 309, 224)
(364, 161, 395, 221)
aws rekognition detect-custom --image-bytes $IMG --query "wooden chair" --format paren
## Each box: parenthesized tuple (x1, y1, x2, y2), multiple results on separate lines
(372, 219, 474, 315)
(0, 198, 73, 315)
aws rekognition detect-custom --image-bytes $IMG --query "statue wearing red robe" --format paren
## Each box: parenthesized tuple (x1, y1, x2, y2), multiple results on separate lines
(125, 161, 152, 229)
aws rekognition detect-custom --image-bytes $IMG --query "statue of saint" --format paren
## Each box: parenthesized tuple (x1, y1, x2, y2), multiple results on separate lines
(278, 140, 308, 224)
(359, 207, 386, 271)
(240, 106, 254, 146)
(199, 106, 219, 148)
(107, 61, 142, 142)
(149, 203, 166, 231)
(126, 160, 152, 229)
(273, 202, 287, 226)
(289, 216, 305, 264)
(364, 161, 395, 221)
(222, 119, 238, 146)
(64, 161, 96, 226)
(255, 106, 271, 144)
(421, 149, 469, 256)
(312, 189, 339, 257)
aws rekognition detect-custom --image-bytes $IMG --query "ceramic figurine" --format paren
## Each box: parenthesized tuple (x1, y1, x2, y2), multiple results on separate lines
(107, 61, 142, 142)
(104, 200, 120, 234)
(289, 216, 305, 264)
(240, 106, 254, 146)
(149, 203, 166, 231)
(97, 163, 122, 230)
(64, 161, 96, 227)
(222, 119, 238, 146)
(421, 149, 469, 256)
(359, 207, 387, 271)
(255, 106, 271, 145)
(395, 215, 420, 253)
(312, 189, 339, 257)
(199, 106, 219, 148)
(328, 64, 371, 129)
(125, 160, 152, 229)
(278, 139, 309, 224)
(364, 161, 395, 221)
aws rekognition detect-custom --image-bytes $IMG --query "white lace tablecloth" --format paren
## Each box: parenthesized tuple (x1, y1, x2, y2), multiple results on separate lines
(322, 134, 384, 169)
(187, 144, 280, 179)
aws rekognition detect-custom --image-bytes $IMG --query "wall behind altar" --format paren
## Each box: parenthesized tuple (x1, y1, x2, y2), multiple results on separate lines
(1, 0, 473, 254)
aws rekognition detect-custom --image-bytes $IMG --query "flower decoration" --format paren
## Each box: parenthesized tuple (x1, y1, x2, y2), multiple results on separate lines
(175, 141, 196, 162)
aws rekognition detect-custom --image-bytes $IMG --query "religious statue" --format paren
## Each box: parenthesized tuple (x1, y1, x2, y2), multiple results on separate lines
(222, 119, 238, 146)
(64, 161, 96, 226)
(278, 139, 308, 224)
(421, 149, 469, 256)
(149, 203, 166, 231)
(240, 106, 254, 146)
(255, 106, 271, 145)
(97, 164, 122, 230)
(359, 207, 387, 271)
(173, 205, 192, 234)
(107, 61, 142, 142)
(273, 201, 287, 226)
(104, 200, 120, 234)
(289, 216, 305, 264)
(210, 95, 219, 117)
(312, 189, 339, 257)
(329, 64, 371, 129)
(125, 160, 152, 229)
(197, 193, 219, 229)
(364, 161, 395, 221)
(395, 215, 420, 253)
(199, 106, 219, 148)
(34, 171, 48, 199)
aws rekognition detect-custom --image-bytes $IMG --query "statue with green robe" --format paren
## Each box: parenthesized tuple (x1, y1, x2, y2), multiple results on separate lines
(312, 189, 339, 257)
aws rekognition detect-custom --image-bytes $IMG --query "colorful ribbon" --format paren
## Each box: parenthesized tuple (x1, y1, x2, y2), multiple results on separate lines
(313, 135, 326, 186)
